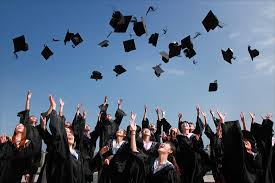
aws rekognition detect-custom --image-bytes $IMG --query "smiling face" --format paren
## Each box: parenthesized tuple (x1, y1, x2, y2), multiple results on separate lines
(106, 114, 112, 121)
(116, 129, 126, 137)
(181, 122, 190, 134)
(15, 123, 25, 133)
(158, 142, 173, 155)
(65, 127, 75, 146)
(29, 115, 37, 125)
(142, 128, 151, 137)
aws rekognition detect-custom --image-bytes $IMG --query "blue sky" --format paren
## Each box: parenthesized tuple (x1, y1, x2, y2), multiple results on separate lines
(0, 0, 274, 144)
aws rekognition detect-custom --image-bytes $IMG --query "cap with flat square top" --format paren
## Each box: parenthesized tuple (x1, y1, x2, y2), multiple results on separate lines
(90, 71, 103, 81)
(221, 48, 235, 64)
(209, 80, 218, 92)
(160, 51, 169, 63)
(202, 10, 221, 32)
(152, 64, 164, 77)
(149, 33, 159, 47)
(133, 17, 147, 37)
(110, 11, 132, 33)
(168, 42, 181, 58)
(41, 45, 53, 60)
(113, 65, 127, 76)
(98, 40, 110, 48)
(248, 45, 259, 61)
(123, 39, 136, 52)
(13, 35, 29, 54)
(71, 33, 83, 47)
(64, 30, 74, 45)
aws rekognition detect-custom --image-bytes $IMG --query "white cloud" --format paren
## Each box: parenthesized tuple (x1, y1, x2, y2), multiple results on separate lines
(166, 68, 185, 76)
(254, 57, 275, 75)
(257, 37, 275, 47)
(229, 32, 240, 39)
(261, 6, 275, 19)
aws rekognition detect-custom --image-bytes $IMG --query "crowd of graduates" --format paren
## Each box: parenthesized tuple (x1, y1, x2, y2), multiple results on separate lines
(0, 91, 274, 183)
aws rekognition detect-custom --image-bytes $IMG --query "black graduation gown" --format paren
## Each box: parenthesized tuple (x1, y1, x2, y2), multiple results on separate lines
(142, 117, 157, 142)
(221, 121, 245, 183)
(129, 152, 178, 183)
(149, 163, 178, 183)
(72, 113, 98, 182)
(250, 120, 274, 183)
(17, 109, 42, 173)
(98, 141, 130, 183)
(0, 138, 35, 183)
(272, 145, 275, 182)
(41, 110, 102, 183)
(95, 108, 126, 148)
(204, 124, 224, 182)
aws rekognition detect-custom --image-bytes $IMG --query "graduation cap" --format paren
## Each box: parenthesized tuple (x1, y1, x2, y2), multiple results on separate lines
(168, 42, 182, 58)
(149, 33, 159, 47)
(71, 33, 83, 47)
(64, 30, 74, 45)
(160, 51, 169, 63)
(13, 35, 29, 56)
(98, 40, 110, 47)
(181, 35, 193, 49)
(90, 71, 103, 81)
(209, 80, 218, 92)
(41, 45, 53, 60)
(113, 65, 127, 76)
(98, 104, 109, 112)
(221, 48, 235, 64)
(109, 11, 132, 33)
(181, 36, 196, 59)
(161, 118, 172, 134)
(183, 48, 196, 59)
(202, 10, 222, 32)
(152, 64, 164, 77)
(242, 130, 256, 148)
(133, 17, 147, 37)
(123, 39, 136, 52)
(248, 45, 259, 61)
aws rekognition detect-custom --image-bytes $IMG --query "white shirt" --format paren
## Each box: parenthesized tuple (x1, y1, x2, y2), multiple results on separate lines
(112, 140, 125, 155)
(143, 140, 153, 151)
(153, 158, 173, 174)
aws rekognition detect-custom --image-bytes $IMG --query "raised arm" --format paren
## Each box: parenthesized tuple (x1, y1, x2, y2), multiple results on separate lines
(142, 105, 150, 129)
(25, 90, 32, 111)
(178, 112, 183, 132)
(130, 112, 138, 152)
(113, 98, 126, 126)
(249, 112, 255, 124)
(240, 112, 247, 131)
(193, 105, 204, 135)
(202, 112, 215, 139)
(59, 98, 64, 117)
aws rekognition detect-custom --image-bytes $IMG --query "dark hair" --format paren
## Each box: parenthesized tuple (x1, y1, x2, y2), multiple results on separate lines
(166, 141, 181, 176)
(12, 124, 27, 149)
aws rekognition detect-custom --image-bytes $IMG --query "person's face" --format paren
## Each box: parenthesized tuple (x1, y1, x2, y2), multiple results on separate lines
(181, 122, 190, 132)
(116, 129, 125, 137)
(106, 114, 112, 121)
(244, 139, 252, 151)
(143, 128, 151, 137)
(189, 124, 195, 131)
(84, 124, 91, 132)
(16, 124, 25, 133)
(29, 115, 37, 125)
(158, 143, 172, 155)
(65, 127, 75, 146)
(149, 124, 156, 131)
(171, 128, 177, 138)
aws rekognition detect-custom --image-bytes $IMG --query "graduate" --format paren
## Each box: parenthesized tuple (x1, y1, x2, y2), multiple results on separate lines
(0, 121, 35, 183)
(95, 96, 126, 148)
(203, 110, 225, 183)
(17, 90, 42, 183)
(129, 111, 180, 183)
(37, 96, 106, 183)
